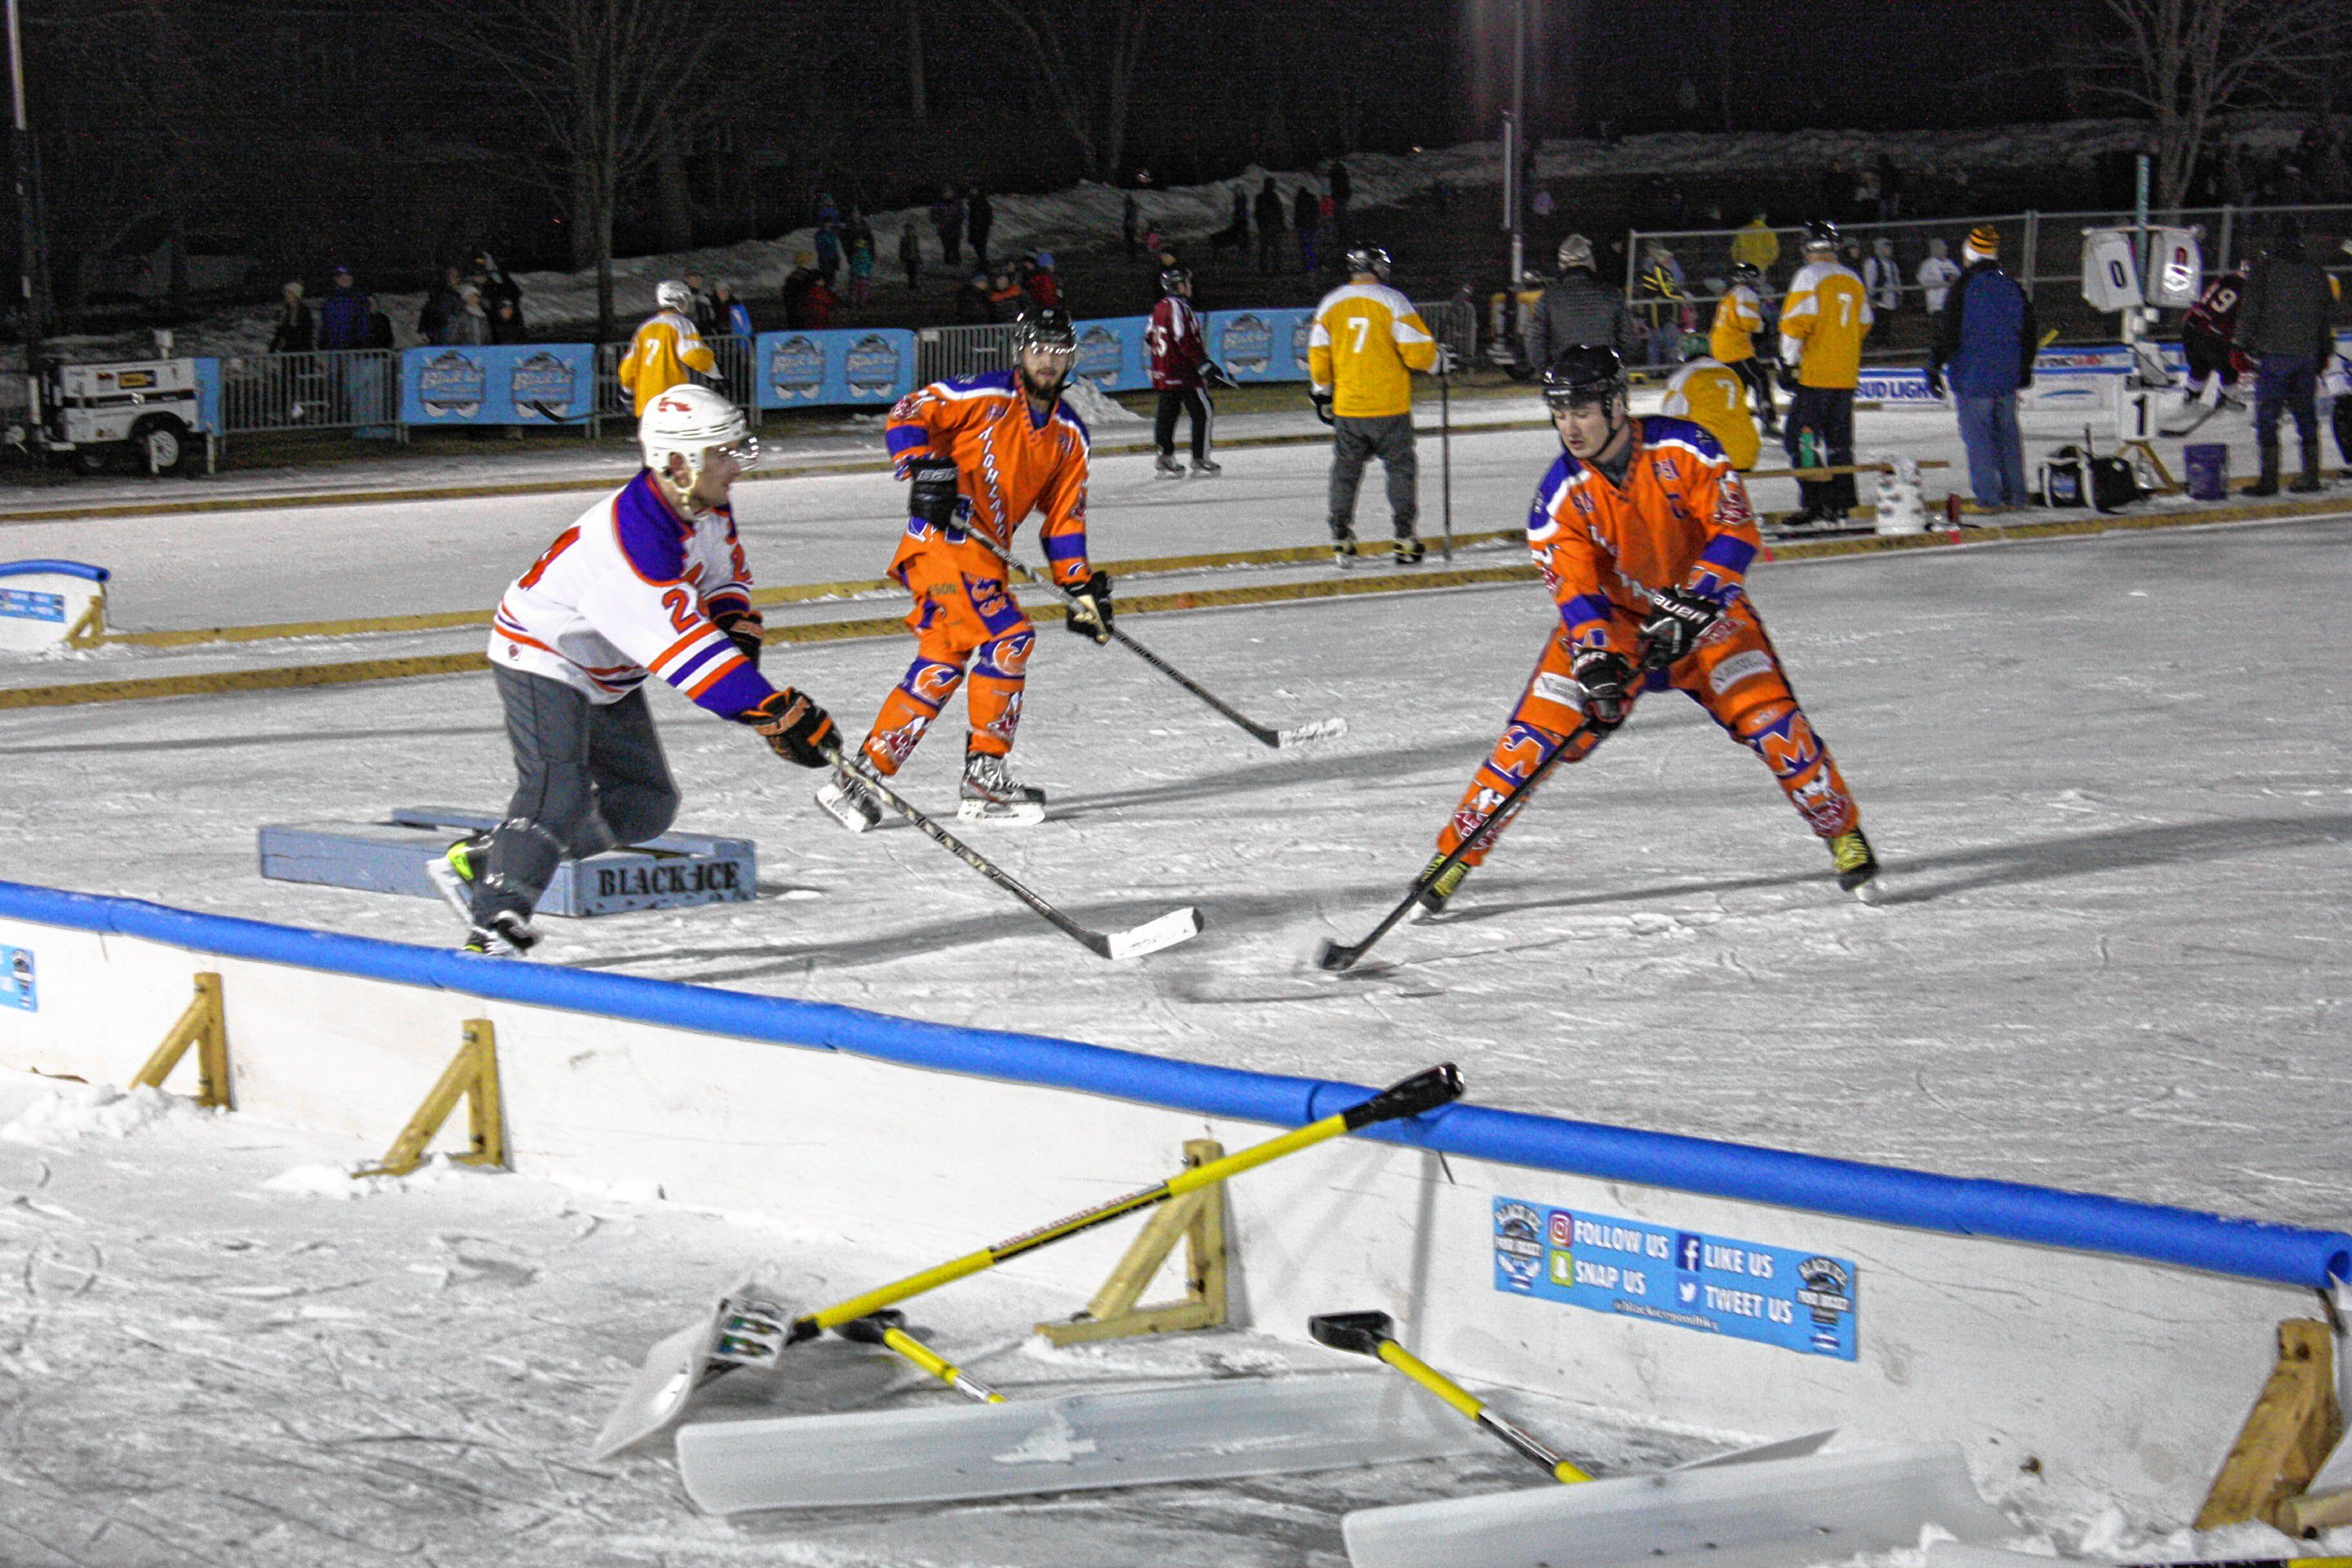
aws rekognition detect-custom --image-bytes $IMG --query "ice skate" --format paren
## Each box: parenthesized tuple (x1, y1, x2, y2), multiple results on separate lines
(426, 830, 492, 921)
(958, 750, 1046, 826)
(1153, 452, 1185, 478)
(460, 909, 539, 957)
(815, 755, 885, 833)
(1332, 525, 1358, 569)
(1829, 828, 1881, 902)
(1393, 535, 1426, 566)
(1410, 855, 1468, 920)
(1189, 456, 1221, 476)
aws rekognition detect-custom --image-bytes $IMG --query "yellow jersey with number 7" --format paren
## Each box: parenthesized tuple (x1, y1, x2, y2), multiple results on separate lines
(1308, 282, 1438, 419)
(1776, 260, 1873, 390)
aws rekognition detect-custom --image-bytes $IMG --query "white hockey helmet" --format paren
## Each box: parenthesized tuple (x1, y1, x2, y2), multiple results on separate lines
(638, 383, 757, 478)
(655, 278, 692, 314)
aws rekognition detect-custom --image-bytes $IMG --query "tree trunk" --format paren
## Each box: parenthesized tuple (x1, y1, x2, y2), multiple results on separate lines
(906, 0, 927, 122)
(653, 132, 694, 254)
(568, 158, 600, 271)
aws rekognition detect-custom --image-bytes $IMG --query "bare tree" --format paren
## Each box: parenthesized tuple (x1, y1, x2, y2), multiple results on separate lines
(2089, 0, 2333, 212)
(435, 0, 750, 340)
(974, 0, 1163, 182)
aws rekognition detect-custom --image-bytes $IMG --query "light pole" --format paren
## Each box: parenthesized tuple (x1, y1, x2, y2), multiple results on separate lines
(1501, 0, 1527, 287)
(5, 0, 42, 395)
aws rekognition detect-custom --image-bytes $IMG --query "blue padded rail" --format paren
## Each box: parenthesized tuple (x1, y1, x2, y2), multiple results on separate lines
(0, 561, 109, 583)
(0, 879, 2343, 1290)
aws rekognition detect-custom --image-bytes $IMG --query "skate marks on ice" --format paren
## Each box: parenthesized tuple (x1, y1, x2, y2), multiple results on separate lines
(1835, 811, 2352, 908)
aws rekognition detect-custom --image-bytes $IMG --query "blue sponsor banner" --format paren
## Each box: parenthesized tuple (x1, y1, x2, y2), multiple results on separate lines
(2, 945, 33, 1011)
(1493, 1196, 1858, 1360)
(1206, 308, 1316, 383)
(0, 588, 64, 623)
(401, 345, 594, 426)
(193, 358, 223, 434)
(753, 328, 917, 408)
(1068, 316, 1151, 394)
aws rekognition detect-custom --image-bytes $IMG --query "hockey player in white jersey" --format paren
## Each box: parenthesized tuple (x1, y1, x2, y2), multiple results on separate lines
(432, 385, 838, 954)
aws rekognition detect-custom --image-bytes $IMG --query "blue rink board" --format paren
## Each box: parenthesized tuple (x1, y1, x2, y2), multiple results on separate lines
(256, 807, 754, 917)
(0, 875, 2347, 1293)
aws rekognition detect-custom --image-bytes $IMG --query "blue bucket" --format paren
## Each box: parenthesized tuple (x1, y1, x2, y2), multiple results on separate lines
(2183, 442, 2229, 502)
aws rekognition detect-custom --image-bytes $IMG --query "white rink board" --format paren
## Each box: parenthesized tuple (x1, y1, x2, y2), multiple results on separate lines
(0, 909, 2313, 1522)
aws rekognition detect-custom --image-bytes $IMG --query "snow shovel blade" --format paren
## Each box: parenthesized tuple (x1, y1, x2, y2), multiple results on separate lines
(589, 1283, 792, 1461)
(1674, 1427, 1837, 1469)
(676, 1372, 1483, 1514)
(1341, 1442, 2013, 1568)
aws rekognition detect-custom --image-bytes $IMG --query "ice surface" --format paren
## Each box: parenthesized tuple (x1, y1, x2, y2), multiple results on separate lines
(0, 428, 2342, 1228)
(0, 399, 2348, 1562)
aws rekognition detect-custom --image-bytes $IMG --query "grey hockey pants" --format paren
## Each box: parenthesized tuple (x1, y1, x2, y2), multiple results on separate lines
(474, 665, 681, 924)
(1327, 412, 1417, 538)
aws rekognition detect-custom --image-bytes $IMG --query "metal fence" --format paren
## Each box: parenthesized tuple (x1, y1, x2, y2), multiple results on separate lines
(911, 302, 1474, 390)
(216, 348, 401, 439)
(914, 324, 1017, 385)
(597, 336, 761, 423)
(1624, 203, 2352, 313)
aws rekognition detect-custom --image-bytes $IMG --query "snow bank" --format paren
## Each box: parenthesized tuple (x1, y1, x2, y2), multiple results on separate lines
(260, 1152, 501, 1200)
(64, 113, 2333, 361)
(1, 1081, 198, 1144)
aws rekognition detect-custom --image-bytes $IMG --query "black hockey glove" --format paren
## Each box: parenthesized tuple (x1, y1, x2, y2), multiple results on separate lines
(742, 686, 837, 768)
(1203, 361, 1237, 390)
(1637, 588, 1722, 666)
(907, 458, 961, 529)
(1310, 388, 1336, 426)
(1064, 570, 1114, 644)
(712, 604, 764, 667)
(1570, 648, 1635, 734)
(1777, 358, 1805, 394)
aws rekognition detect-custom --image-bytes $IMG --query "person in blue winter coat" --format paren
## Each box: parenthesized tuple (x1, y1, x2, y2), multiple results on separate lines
(1928, 226, 2037, 510)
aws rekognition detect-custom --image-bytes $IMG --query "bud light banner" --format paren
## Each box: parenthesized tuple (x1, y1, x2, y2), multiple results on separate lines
(752, 328, 917, 409)
(1066, 317, 1150, 394)
(1206, 308, 1316, 383)
(400, 345, 594, 426)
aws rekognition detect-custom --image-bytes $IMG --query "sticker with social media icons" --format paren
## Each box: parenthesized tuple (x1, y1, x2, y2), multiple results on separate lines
(1491, 1197, 1856, 1360)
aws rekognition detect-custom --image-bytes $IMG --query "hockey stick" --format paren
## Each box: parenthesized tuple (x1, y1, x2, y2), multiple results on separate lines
(1316, 633, 1675, 972)
(788, 1064, 1461, 1342)
(962, 529, 1348, 750)
(523, 399, 590, 423)
(826, 742, 1200, 961)
(1312, 713, 1602, 973)
(1105, 624, 1346, 749)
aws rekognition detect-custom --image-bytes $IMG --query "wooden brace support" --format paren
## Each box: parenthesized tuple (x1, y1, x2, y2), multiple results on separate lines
(130, 972, 230, 1109)
(2195, 1318, 2342, 1532)
(1038, 1138, 1229, 1347)
(360, 1020, 506, 1178)
(62, 590, 107, 649)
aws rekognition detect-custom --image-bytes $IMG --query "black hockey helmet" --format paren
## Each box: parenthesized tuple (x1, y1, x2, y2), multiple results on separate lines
(1011, 307, 1077, 354)
(1159, 263, 1192, 294)
(1541, 344, 1628, 411)
(1803, 219, 1840, 252)
(1343, 244, 1392, 281)
(1730, 260, 1761, 284)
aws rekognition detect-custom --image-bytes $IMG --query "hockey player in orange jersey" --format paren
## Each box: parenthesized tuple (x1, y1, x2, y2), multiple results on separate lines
(1415, 344, 1878, 916)
(816, 309, 1111, 829)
